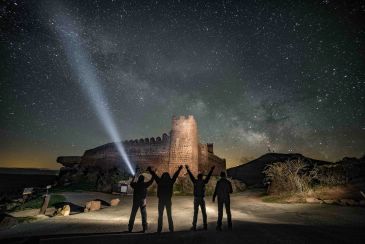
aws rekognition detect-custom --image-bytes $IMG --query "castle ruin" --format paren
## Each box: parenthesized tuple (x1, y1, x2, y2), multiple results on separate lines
(58, 115, 226, 177)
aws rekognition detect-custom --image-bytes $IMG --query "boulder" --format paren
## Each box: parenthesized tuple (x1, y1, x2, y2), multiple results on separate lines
(54, 205, 70, 216)
(306, 197, 322, 204)
(231, 179, 247, 192)
(339, 199, 357, 206)
(323, 199, 336, 204)
(84, 200, 101, 212)
(110, 198, 120, 207)
(57, 156, 81, 167)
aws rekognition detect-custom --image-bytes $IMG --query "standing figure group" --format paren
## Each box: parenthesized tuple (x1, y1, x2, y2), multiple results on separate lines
(128, 164, 232, 233)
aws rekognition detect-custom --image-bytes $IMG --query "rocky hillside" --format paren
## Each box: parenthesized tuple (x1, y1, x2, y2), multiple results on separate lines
(227, 153, 330, 186)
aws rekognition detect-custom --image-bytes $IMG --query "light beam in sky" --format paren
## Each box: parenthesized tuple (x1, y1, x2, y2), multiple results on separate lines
(51, 11, 135, 175)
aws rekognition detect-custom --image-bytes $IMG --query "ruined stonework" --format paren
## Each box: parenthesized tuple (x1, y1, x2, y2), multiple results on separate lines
(58, 115, 226, 176)
(169, 115, 199, 175)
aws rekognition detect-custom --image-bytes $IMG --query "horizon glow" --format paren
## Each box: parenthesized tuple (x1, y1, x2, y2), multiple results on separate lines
(52, 12, 135, 175)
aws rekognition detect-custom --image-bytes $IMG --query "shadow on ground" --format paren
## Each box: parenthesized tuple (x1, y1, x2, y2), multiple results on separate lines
(2, 220, 365, 244)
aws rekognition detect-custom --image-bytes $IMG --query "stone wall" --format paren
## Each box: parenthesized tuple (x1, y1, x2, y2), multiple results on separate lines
(58, 115, 226, 179)
(198, 143, 226, 175)
(169, 115, 199, 175)
(80, 134, 171, 173)
(124, 134, 170, 174)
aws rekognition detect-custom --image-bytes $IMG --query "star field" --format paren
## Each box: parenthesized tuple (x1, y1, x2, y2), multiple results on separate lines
(0, 0, 364, 169)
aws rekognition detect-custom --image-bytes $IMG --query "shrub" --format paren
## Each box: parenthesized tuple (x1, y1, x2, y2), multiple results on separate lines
(263, 159, 312, 195)
(312, 164, 348, 186)
(263, 159, 348, 196)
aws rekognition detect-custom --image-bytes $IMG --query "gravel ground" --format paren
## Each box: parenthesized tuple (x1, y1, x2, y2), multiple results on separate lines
(1, 190, 365, 243)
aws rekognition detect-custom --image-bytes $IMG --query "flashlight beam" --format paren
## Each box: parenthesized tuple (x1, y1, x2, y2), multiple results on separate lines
(53, 12, 135, 175)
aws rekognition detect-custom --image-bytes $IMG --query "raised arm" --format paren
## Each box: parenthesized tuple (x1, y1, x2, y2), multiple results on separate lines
(204, 166, 215, 184)
(130, 175, 136, 188)
(185, 165, 196, 183)
(145, 171, 155, 187)
(147, 166, 160, 183)
(172, 165, 183, 183)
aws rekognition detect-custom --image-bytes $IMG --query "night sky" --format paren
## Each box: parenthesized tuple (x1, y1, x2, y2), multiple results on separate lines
(1, 0, 364, 169)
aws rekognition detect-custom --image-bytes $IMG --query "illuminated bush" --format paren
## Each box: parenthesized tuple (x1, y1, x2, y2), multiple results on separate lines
(263, 159, 312, 194)
(263, 159, 348, 195)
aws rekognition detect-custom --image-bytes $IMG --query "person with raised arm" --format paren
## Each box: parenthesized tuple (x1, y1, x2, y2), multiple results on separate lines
(185, 165, 215, 231)
(128, 167, 155, 233)
(147, 165, 183, 233)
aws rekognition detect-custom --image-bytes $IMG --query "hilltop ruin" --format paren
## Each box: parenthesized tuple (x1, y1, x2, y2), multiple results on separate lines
(58, 116, 226, 186)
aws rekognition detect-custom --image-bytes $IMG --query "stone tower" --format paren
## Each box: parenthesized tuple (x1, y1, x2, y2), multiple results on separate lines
(169, 115, 199, 175)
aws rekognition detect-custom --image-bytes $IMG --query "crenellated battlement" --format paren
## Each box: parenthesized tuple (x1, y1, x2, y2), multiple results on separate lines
(172, 114, 195, 122)
(123, 133, 170, 145)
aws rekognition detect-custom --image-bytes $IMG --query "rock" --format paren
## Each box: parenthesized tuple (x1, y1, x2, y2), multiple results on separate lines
(231, 179, 247, 192)
(323, 199, 336, 204)
(339, 199, 357, 206)
(110, 198, 120, 207)
(306, 197, 322, 204)
(57, 156, 81, 168)
(0, 214, 18, 229)
(61, 205, 71, 216)
(84, 201, 101, 212)
(54, 205, 70, 216)
(5, 202, 20, 211)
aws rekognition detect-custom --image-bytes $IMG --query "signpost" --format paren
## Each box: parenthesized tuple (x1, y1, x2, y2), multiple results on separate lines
(120, 183, 128, 194)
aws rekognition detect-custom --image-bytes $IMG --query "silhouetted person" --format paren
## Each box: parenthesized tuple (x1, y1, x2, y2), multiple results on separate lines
(128, 169, 155, 232)
(185, 165, 215, 230)
(212, 171, 233, 231)
(148, 165, 183, 233)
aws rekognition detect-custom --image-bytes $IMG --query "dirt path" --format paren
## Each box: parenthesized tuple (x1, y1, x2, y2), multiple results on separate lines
(1, 190, 365, 243)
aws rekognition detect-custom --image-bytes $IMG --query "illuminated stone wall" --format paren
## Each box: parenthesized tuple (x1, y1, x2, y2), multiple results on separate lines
(63, 115, 226, 177)
(169, 115, 199, 175)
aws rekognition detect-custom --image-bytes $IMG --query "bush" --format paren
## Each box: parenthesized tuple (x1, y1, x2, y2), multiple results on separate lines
(311, 164, 348, 186)
(263, 159, 312, 195)
(263, 159, 348, 196)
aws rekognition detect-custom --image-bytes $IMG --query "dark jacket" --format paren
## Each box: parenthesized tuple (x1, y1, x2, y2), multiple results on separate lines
(213, 178, 233, 201)
(130, 176, 154, 201)
(149, 167, 182, 200)
(187, 167, 214, 198)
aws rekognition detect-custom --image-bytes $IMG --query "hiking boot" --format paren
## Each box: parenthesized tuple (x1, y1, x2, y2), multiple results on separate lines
(190, 226, 197, 231)
(142, 224, 148, 233)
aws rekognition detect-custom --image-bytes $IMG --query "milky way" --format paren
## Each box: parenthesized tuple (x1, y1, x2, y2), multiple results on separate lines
(1, 0, 364, 169)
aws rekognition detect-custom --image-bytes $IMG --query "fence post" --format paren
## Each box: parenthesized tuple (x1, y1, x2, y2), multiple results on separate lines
(39, 195, 51, 215)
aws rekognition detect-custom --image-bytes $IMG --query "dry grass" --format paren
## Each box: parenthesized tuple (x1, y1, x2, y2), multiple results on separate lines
(262, 159, 355, 202)
(308, 185, 363, 200)
(263, 159, 312, 195)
